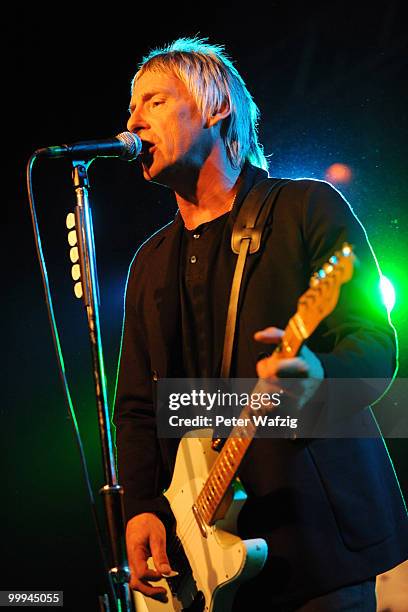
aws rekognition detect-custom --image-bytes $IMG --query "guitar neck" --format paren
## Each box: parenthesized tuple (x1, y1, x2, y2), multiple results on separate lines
(195, 243, 354, 526)
(196, 316, 304, 526)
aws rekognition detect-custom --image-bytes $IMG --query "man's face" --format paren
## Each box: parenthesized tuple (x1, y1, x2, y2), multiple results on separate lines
(127, 70, 210, 184)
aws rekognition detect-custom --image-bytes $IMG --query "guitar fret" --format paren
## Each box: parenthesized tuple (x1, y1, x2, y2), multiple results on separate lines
(205, 488, 214, 505)
(220, 462, 229, 475)
(223, 460, 233, 474)
(224, 456, 233, 468)
(197, 481, 221, 506)
(200, 436, 250, 523)
(201, 495, 213, 508)
(231, 439, 240, 453)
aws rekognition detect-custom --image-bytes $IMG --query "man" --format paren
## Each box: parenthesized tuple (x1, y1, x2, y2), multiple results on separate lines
(113, 38, 408, 610)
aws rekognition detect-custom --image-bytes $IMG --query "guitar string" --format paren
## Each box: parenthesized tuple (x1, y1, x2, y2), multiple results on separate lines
(166, 463, 233, 561)
(165, 438, 248, 563)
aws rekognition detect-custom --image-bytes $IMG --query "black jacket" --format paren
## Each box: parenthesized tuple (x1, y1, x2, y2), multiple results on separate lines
(113, 165, 408, 604)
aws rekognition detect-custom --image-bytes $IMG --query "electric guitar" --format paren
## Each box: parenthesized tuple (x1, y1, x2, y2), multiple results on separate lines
(133, 243, 355, 612)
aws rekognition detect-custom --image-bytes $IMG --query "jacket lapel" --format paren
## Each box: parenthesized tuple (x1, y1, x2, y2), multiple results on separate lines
(146, 215, 184, 379)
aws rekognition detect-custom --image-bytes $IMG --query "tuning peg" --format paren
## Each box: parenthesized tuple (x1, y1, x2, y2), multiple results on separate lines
(341, 243, 352, 256)
(323, 263, 334, 274)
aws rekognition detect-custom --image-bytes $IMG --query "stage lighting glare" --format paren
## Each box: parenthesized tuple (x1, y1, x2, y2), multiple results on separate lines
(380, 275, 396, 312)
(325, 163, 352, 184)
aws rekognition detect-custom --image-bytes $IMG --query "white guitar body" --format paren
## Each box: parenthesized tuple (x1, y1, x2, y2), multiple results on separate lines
(133, 429, 268, 612)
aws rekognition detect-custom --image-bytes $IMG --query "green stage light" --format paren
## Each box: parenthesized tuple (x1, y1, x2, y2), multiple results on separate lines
(380, 275, 396, 313)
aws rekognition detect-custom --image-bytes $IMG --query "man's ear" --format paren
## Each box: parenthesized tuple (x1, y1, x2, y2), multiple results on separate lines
(206, 98, 231, 128)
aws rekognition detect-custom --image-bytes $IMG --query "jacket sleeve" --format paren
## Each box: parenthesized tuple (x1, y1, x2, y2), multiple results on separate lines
(299, 180, 397, 416)
(112, 249, 172, 525)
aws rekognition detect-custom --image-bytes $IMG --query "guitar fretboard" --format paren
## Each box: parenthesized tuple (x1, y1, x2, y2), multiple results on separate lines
(196, 318, 305, 525)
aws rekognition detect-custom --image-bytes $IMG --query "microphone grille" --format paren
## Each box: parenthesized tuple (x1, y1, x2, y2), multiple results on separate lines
(116, 131, 142, 160)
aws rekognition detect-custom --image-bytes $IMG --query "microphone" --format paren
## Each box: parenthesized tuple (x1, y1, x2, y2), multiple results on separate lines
(35, 132, 142, 161)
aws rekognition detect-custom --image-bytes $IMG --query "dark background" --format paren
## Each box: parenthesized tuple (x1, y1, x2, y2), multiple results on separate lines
(3, 2, 407, 610)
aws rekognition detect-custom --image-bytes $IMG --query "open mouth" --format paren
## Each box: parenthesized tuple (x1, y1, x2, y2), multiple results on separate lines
(140, 141, 156, 166)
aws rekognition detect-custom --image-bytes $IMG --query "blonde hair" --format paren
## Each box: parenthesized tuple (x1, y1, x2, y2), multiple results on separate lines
(132, 37, 268, 171)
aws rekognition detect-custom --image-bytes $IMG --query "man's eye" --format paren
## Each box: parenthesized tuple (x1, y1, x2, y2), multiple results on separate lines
(151, 100, 164, 108)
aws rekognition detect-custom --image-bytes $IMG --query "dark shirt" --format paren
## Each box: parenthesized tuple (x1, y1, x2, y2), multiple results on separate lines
(180, 212, 230, 378)
(179, 163, 270, 378)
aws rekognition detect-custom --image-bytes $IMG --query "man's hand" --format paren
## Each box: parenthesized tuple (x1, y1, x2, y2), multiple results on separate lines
(126, 512, 173, 601)
(254, 326, 324, 410)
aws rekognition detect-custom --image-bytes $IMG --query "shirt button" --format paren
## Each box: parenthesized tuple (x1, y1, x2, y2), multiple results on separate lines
(193, 233, 200, 239)
(190, 255, 197, 263)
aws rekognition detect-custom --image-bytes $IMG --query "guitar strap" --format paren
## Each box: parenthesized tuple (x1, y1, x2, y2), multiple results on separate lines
(220, 177, 291, 379)
(212, 178, 290, 452)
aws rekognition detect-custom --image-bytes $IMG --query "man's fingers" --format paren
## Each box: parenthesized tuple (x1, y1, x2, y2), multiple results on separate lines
(130, 545, 163, 577)
(129, 556, 168, 601)
(257, 356, 309, 379)
(138, 568, 163, 582)
(150, 532, 172, 575)
(130, 544, 150, 578)
(254, 326, 284, 344)
(129, 576, 168, 601)
(126, 513, 172, 601)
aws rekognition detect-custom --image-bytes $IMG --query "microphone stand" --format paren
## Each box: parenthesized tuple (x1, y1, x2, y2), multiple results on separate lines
(71, 160, 135, 612)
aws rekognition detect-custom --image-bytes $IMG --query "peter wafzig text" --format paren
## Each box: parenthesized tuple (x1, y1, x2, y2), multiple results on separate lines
(169, 414, 298, 429)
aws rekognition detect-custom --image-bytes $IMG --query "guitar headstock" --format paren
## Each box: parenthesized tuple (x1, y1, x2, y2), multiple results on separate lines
(296, 243, 355, 337)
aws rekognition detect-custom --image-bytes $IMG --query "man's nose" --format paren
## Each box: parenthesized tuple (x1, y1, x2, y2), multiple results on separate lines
(127, 110, 148, 134)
